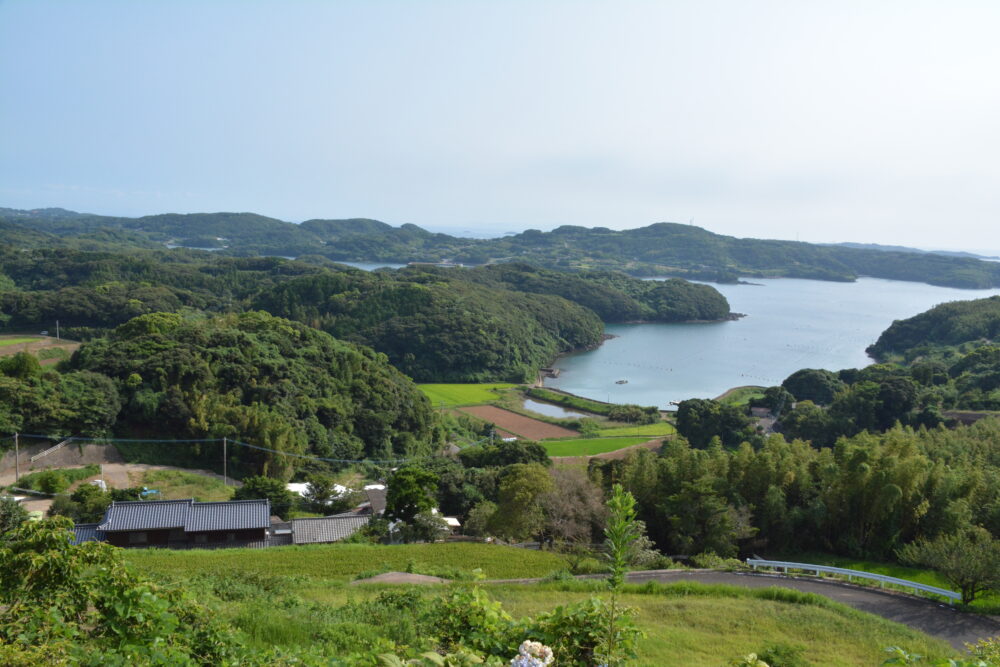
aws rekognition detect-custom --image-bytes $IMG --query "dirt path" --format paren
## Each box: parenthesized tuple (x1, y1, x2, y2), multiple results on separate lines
(458, 405, 579, 440)
(490, 569, 1000, 650)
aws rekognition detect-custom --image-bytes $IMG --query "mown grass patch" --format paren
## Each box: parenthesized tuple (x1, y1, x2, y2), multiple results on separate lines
(134, 468, 234, 502)
(596, 422, 676, 437)
(123, 542, 569, 582)
(418, 383, 517, 408)
(542, 436, 652, 456)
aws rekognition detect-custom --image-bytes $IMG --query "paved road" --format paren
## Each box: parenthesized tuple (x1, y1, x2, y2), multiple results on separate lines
(492, 569, 1000, 649)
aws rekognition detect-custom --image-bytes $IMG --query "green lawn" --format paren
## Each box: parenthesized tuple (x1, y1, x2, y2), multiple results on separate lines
(418, 383, 517, 408)
(0, 336, 40, 347)
(137, 468, 234, 502)
(542, 436, 652, 456)
(123, 541, 569, 582)
(596, 422, 676, 437)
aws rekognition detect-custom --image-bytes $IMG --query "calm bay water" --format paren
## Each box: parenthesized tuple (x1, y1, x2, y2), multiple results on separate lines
(544, 278, 1000, 409)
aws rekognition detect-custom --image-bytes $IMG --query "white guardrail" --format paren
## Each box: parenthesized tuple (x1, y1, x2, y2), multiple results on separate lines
(745, 559, 961, 604)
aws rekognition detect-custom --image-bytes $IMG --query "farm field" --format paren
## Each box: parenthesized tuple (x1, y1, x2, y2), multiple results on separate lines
(0, 334, 81, 365)
(0, 337, 39, 347)
(458, 405, 579, 440)
(596, 422, 676, 437)
(123, 541, 569, 582)
(417, 383, 516, 407)
(542, 436, 651, 456)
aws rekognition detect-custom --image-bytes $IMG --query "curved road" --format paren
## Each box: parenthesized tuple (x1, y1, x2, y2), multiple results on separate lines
(493, 570, 1000, 649)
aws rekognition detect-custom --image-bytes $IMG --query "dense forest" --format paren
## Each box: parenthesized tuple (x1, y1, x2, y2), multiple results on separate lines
(0, 246, 731, 381)
(6, 206, 1000, 288)
(1, 312, 441, 477)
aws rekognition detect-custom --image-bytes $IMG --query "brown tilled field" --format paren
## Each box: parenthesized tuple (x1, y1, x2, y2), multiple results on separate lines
(458, 405, 578, 440)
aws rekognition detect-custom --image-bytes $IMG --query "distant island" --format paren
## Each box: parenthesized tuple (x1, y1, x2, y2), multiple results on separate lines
(4, 206, 1000, 288)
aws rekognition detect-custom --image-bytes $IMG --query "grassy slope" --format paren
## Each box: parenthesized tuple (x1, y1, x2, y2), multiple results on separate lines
(418, 383, 517, 408)
(136, 469, 234, 502)
(542, 436, 651, 456)
(493, 583, 952, 666)
(123, 542, 569, 582)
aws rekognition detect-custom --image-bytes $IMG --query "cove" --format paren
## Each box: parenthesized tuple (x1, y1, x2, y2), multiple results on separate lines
(544, 277, 1000, 409)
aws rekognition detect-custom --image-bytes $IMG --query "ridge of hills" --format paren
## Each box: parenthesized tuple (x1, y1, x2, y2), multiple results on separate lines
(4, 206, 1000, 288)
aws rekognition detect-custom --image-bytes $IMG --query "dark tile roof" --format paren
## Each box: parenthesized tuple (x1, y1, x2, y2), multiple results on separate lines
(365, 488, 387, 515)
(186, 500, 270, 532)
(97, 498, 270, 533)
(72, 523, 104, 544)
(291, 515, 370, 544)
(98, 499, 192, 532)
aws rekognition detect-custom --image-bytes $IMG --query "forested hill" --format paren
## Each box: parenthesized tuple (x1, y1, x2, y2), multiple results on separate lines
(0, 247, 731, 381)
(867, 295, 1000, 360)
(5, 206, 1000, 288)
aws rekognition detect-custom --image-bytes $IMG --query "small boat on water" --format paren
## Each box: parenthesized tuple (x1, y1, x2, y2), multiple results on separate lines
(615, 379, 628, 384)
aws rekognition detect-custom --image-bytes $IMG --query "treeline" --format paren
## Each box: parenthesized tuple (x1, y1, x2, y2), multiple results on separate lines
(0, 246, 730, 381)
(0, 312, 441, 478)
(592, 421, 1000, 561)
(456, 263, 732, 322)
(7, 206, 1000, 288)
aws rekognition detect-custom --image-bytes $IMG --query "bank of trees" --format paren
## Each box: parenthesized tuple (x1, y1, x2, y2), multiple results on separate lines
(64, 311, 440, 478)
(591, 421, 1000, 565)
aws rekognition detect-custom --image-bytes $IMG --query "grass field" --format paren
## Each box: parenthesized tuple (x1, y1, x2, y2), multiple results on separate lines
(492, 582, 952, 666)
(124, 548, 955, 666)
(715, 385, 766, 406)
(0, 337, 40, 347)
(542, 436, 651, 456)
(123, 541, 569, 582)
(596, 422, 676, 437)
(418, 383, 517, 407)
(133, 468, 234, 502)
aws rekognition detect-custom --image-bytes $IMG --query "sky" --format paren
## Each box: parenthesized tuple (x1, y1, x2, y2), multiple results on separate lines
(2, 1, 999, 250)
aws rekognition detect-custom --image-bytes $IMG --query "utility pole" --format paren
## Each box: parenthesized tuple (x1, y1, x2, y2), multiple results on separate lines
(13, 432, 19, 483)
(222, 437, 227, 485)
(56, 320, 60, 340)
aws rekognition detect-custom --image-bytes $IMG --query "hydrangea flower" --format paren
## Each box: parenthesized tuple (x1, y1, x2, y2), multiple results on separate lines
(510, 640, 554, 666)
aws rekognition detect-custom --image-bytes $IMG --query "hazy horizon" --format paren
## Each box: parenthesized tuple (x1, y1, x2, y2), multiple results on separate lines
(3, 2, 999, 251)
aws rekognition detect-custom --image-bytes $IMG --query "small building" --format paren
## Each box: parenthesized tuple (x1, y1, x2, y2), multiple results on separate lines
(291, 515, 370, 545)
(91, 498, 272, 549)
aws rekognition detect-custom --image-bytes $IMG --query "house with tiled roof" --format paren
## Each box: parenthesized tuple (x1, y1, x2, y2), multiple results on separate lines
(84, 498, 272, 548)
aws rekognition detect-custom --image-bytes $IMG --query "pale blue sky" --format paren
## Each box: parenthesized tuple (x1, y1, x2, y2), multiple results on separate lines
(2, 1, 999, 249)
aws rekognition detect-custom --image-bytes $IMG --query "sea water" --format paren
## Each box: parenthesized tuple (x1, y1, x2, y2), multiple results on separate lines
(544, 278, 1000, 409)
